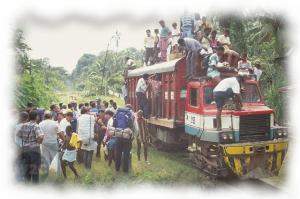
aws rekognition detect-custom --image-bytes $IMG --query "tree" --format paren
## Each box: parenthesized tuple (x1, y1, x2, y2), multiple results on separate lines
(71, 47, 144, 97)
(15, 30, 69, 110)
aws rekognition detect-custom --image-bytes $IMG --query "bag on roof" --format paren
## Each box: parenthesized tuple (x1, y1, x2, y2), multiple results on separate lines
(113, 108, 133, 130)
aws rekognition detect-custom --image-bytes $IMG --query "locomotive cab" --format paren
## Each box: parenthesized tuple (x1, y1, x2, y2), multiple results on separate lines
(185, 78, 288, 177)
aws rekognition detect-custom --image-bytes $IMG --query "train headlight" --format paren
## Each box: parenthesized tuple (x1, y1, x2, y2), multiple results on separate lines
(220, 132, 235, 143)
(275, 127, 288, 139)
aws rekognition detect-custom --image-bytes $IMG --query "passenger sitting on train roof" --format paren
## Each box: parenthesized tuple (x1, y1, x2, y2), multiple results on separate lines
(198, 27, 213, 53)
(207, 46, 225, 84)
(123, 57, 136, 77)
(253, 60, 263, 81)
(177, 37, 202, 80)
(238, 53, 253, 72)
(199, 16, 211, 31)
(210, 30, 218, 51)
(217, 29, 239, 66)
(213, 73, 246, 131)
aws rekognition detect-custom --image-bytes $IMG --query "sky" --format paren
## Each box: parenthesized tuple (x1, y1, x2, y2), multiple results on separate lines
(21, 14, 180, 73)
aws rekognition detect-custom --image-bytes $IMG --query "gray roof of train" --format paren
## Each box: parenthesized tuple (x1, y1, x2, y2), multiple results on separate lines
(127, 58, 182, 77)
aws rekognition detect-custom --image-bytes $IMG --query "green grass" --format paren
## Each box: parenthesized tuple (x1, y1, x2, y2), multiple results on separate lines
(44, 142, 210, 187)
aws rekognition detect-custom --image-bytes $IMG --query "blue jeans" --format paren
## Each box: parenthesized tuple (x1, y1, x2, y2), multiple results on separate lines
(186, 49, 200, 77)
(181, 29, 193, 38)
(82, 150, 94, 169)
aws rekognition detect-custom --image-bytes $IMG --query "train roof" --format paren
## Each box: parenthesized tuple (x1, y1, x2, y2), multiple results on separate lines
(127, 58, 182, 77)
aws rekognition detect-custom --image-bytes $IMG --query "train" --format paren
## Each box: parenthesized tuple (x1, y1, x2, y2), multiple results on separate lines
(125, 55, 288, 178)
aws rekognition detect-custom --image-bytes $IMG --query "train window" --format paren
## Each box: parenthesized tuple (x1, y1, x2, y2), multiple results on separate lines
(190, 88, 198, 107)
(204, 87, 214, 104)
(241, 84, 261, 103)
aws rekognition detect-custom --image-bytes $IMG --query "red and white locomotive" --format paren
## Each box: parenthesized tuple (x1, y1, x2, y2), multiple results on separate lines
(126, 56, 288, 178)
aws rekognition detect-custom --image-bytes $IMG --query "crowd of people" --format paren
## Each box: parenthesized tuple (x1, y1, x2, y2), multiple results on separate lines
(13, 12, 267, 184)
(13, 99, 150, 183)
(124, 11, 262, 82)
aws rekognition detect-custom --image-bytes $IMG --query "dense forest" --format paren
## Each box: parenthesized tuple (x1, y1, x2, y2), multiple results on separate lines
(15, 12, 289, 124)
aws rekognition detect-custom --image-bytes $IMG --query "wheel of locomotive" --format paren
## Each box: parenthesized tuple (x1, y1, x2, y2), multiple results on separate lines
(192, 139, 231, 178)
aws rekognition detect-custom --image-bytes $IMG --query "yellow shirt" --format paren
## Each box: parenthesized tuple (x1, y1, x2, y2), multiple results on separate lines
(69, 133, 80, 149)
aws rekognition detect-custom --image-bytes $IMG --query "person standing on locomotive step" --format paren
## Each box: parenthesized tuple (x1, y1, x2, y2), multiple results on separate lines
(17, 110, 44, 183)
(213, 74, 246, 131)
(136, 73, 150, 119)
(77, 107, 97, 170)
(158, 20, 172, 62)
(144, 29, 155, 66)
(177, 37, 202, 79)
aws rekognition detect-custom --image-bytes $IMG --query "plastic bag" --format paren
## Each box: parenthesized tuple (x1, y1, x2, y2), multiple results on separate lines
(49, 152, 61, 174)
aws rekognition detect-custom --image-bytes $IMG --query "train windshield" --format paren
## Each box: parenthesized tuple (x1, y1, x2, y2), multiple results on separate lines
(204, 83, 262, 106)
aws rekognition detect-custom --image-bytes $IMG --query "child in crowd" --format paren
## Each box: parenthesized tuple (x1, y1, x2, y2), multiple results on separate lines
(61, 125, 79, 180)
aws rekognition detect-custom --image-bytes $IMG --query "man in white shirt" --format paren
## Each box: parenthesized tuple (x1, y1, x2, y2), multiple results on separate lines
(77, 107, 96, 169)
(171, 22, 180, 53)
(58, 111, 73, 135)
(144, 29, 155, 66)
(213, 75, 245, 130)
(135, 74, 150, 119)
(39, 111, 62, 167)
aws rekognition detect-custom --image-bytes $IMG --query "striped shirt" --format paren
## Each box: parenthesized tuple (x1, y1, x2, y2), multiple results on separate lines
(17, 121, 43, 149)
(180, 14, 195, 31)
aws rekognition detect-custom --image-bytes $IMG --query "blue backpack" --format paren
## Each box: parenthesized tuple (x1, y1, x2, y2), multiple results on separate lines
(114, 108, 133, 130)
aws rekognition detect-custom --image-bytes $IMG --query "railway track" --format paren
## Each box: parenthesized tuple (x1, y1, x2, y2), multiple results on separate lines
(184, 149, 281, 191)
(215, 177, 279, 191)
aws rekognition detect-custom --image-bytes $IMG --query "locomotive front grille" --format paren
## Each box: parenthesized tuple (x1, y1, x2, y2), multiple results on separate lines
(239, 114, 270, 142)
